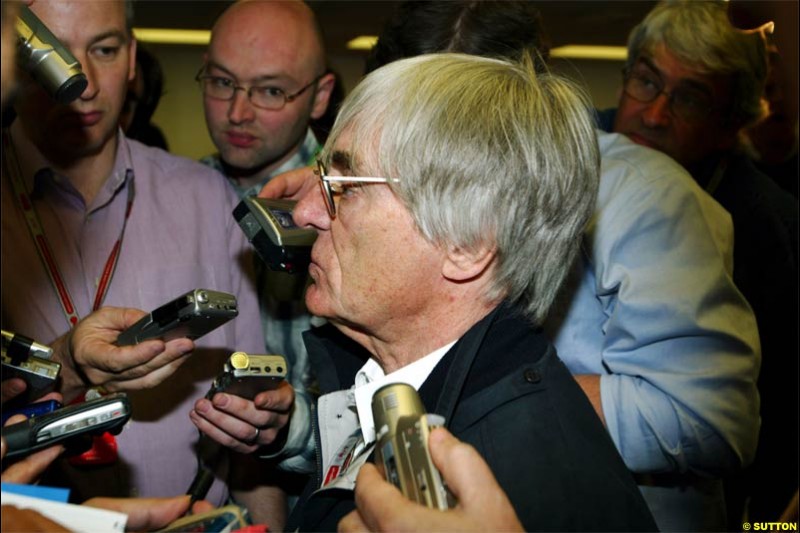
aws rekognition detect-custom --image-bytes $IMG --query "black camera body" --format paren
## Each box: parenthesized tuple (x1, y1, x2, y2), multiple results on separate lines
(233, 197, 316, 274)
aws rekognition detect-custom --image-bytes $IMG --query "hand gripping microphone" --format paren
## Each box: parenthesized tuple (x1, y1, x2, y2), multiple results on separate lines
(16, 5, 88, 104)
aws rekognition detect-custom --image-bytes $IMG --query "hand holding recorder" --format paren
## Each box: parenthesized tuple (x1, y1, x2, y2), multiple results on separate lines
(2, 392, 131, 461)
(1, 392, 65, 485)
(338, 427, 523, 533)
(2, 330, 59, 408)
(191, 353, 294, 453)
(258, 165, 318, 202)
(50, 307, 194, 403)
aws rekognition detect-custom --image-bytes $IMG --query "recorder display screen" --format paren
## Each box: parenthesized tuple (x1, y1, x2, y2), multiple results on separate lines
(268, 208, 298, 229)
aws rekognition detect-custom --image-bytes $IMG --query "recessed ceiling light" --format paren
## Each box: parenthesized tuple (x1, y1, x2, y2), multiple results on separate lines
(347, 35, 379, 51)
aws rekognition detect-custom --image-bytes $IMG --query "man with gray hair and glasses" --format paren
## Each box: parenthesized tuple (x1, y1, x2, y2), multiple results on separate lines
(193, 51, 658, 531)
(262, 1, 763, 530)
(598, 1, 798, 524)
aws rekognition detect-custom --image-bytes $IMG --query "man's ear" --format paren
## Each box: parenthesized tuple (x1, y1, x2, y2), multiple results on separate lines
(310, 72, 335, 120)
(127, 37, 137, 83)
(442, 244, 496, 282)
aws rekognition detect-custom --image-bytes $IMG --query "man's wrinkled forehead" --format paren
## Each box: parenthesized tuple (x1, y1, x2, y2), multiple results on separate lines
(327, 123, 384, 177)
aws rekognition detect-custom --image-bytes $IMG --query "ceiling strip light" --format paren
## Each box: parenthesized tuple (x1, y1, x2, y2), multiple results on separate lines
(550, 45, 628, 61)
(132, 28, 211, 45)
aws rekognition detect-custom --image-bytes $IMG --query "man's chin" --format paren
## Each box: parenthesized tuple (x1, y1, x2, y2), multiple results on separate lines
(219, 145, 264, 168)
(303, 284, 328, 318)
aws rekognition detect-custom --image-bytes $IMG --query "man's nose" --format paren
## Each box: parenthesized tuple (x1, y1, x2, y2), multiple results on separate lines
(293, 178, 332, 231)
(76, 55, 99, 101)
(641, 93, 671, 128)
(228, 89, 256, 124)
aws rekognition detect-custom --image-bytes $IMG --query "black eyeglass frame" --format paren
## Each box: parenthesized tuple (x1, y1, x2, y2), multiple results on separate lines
(195, 68, 325, 110)
(620, 66, 724, 123)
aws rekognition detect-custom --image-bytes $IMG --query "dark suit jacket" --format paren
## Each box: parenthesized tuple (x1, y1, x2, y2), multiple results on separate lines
(711, 152, 798, 521)
(286, 304, 657, 532)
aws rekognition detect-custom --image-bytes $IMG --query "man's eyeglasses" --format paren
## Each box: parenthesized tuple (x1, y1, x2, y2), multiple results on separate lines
(622, 67, 718, 123)
(195, 68, 324, 111)
(315, 159, 399, 218)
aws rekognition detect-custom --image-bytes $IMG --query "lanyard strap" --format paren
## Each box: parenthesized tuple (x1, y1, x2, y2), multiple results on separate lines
(3, 131, 135, 328)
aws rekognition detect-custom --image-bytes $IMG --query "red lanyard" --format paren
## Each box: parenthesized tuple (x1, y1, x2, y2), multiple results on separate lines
(3, 131, 135, 328)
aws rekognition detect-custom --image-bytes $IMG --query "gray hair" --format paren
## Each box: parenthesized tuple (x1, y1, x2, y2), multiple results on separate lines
(320, 53, 599, 324)
(625, 0, 768, 127)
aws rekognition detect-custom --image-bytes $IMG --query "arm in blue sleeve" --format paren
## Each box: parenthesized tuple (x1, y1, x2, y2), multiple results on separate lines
(571, 137, 760, 475)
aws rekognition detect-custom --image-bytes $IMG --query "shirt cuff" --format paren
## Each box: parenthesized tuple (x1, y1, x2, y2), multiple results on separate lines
(259, 392, 315, 474)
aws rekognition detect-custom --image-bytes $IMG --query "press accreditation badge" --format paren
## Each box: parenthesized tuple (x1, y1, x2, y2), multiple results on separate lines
(317, 429, 374, 493)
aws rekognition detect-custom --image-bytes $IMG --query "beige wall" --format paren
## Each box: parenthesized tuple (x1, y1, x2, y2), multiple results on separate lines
(147, 43, 212, 160)
(148, 43, 626, 160)
(551, 58, 626, 111)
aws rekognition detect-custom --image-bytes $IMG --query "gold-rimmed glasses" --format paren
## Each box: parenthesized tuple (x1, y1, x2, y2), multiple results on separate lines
(314, 159, 399, 218)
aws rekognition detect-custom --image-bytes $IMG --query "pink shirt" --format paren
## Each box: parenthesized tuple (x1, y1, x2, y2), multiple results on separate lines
(1, 129, 265, 503)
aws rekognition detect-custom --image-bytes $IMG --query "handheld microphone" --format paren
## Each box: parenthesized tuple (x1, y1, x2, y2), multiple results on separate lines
(2, 329, 54, 363)
(15, 5, 88, 104)
(371, 383, 455, 510)
(1, 329, 60, 408)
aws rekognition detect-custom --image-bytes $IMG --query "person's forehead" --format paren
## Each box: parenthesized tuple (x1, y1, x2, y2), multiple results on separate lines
(209, 3, 322, 78)
(204, 59, 296, 86)
(31, 0, 127, 45)
(329, 129, 359, 170)
(638, 43, 730, 95)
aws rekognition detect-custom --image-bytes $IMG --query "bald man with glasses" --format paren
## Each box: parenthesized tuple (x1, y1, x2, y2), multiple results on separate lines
(194, 0, 336, 485)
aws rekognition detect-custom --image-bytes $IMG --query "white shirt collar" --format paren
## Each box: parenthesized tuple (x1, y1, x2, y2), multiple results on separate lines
(353, 341, 456, 443)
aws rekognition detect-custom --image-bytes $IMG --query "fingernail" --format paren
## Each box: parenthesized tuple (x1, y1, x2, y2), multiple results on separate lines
(213, 393, 229, 408)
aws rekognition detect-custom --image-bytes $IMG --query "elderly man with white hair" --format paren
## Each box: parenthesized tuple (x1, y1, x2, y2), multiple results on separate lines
(193, 52, 657, 532)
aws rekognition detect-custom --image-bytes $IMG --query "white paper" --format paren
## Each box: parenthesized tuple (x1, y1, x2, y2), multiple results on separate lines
(1, 490, 127, 532)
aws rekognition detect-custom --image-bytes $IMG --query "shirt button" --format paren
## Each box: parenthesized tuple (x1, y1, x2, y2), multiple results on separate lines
(523, 369, 541, 384)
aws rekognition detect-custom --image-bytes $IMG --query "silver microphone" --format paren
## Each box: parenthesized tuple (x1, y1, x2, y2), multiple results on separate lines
(16, 5, 88, 104)
(371, 383, 455, 510)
